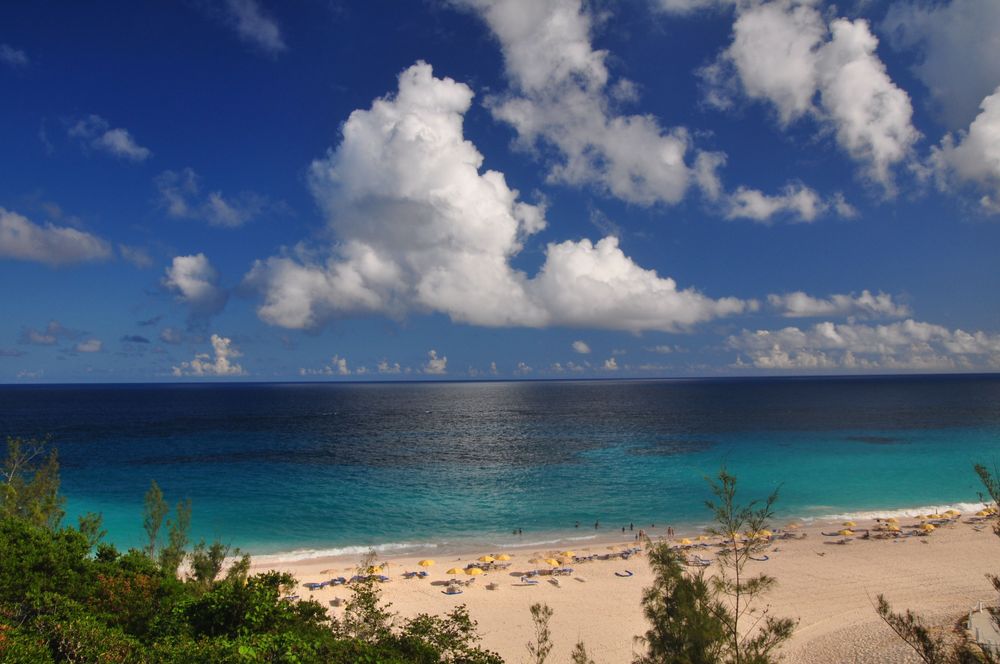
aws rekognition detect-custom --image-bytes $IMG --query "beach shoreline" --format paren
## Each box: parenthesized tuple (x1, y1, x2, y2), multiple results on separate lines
(250, 507, 1000, 663)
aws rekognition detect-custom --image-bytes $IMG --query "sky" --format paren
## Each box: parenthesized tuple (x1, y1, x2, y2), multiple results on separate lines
(1, 0, 999, 382)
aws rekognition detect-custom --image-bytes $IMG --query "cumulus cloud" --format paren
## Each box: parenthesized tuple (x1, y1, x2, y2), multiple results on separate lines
(155, 168, 278, 228)
(724, 183, 854, 223)
(172, 334, 246, 376)
(74, 339, 102, 353)
(452, 0, 721, 205)
(514, 361, 532, 375)
(654, 0, 734, 14)
(221, 0, 286, 55)
(0, 208, 112, 267)
(729, 319, 1000, 371)
(767, 290, 910, 319)
(163, 254, 228, 317)
(0, 44, 29, 68)
(929, 86, 1000, 212)
(300, 354, 350, 376)
(68, 115, 151, 162)
(245, 62, 750, 333)
(704, 0, 918, 191)
(159, 327, 184, 345)
(377, 359, 402, 374)
(883, 0, 1000, 131)
(571, 340, 591, 354)
(423, 349, 448, 375)
(603, 357, 619, 371)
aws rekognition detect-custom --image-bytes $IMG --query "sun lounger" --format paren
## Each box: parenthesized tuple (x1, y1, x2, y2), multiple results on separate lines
(442, 587, 463, 595)
(304, 581, 328, 590)
(749, 555, 769, 562)
(520, 577, 539, 585)
(615, 570, 634, 577)
(330, 577, 346, 586)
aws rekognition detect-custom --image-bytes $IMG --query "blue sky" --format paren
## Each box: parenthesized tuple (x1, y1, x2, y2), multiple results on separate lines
(2, 0, 999, 382)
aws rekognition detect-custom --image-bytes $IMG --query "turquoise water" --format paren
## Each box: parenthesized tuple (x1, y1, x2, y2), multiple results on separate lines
(1, 377, 999, 558)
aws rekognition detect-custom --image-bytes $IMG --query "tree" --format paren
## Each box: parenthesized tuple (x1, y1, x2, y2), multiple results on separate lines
(704, 469, 796, 664)
(0, 436, 65, 530)
(526, 602, 554, 664)
(158, 498, 191, 576)
(635, 543, 727, 663)
(142, 480, 169, 559)
(635, 468, 795, 664)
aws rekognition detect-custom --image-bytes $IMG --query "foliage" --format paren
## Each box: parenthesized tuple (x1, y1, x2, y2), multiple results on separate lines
(571, 641, 597, 664)
(0, 438, 508, 663)
(527, 602, 554, 664)
(0, 436, 64, 530)
(634, 543, 728, 663)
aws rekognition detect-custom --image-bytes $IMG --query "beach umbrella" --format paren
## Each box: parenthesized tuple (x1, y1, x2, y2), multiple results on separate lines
(544, 558, 561, 566)
(977, 510, 990, 517)
(679, 538, 692, 545)
(886, 517, 898, 523)
(842, 521, 856, 527)
(757, 530, 773, 539)
(945, 509, 960, 516)
(921, 523, 935, 532)
(466, 567, 484, 576)
(478, 555, 495, 563)
(696, 535, 710, 541)
(837, 529, 854, 537)
(446, 568, 463, 575)
(887, 524, 901, 532)
(496, 554, 511, 561)
(367, 566, 382, 575)
(418, 560, 434, 568)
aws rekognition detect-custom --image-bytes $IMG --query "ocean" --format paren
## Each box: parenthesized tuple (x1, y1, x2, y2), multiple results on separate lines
(2, 375, 999, 560)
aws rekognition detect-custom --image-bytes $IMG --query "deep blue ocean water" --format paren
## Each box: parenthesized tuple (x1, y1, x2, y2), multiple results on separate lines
(2, 376, 1000, 558)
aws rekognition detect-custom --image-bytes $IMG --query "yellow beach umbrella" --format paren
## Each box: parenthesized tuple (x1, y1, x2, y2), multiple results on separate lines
(446, 568, 463, 575)
(679, 538, 692, 545)
(921, 523, 935, 532)
(418, 560, 434, 568)
(478, 555, 495, 563)
(696, 534, 710, 541)
(367, 566, 382, 574)
(887, 524, 901, 532)
(945, 509, 960, 516)
(466, 567, 484, 576)
(977, 510, 990, 517)
(837, 529, 854, 537)
(842, 521, 856, 527)
(886, 517, 898, 523)
(757, 530, 773, 538)
(544, 558, 561, 566)
(496, 553, 511, 561)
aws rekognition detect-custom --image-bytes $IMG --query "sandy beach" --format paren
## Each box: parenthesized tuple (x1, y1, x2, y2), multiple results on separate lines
(250, 514, 1000, 663)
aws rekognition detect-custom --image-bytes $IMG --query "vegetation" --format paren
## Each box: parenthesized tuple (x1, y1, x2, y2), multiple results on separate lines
(0, 436, 502, 663)
(634, 468, 796, 664)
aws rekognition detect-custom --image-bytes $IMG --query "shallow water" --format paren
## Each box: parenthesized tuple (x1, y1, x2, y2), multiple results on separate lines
(1, 375, 999, 556)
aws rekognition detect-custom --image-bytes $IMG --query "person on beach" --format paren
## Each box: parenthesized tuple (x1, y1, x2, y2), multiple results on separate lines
(630, 522, 634, 531)
(595, 520, 599, 529)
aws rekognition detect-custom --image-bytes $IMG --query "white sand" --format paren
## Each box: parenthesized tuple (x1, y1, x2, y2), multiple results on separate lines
(250, 516, 999, 663)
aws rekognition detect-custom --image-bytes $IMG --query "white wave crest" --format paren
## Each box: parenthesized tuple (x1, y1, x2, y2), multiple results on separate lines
(819, 501, 990, 522)
(251, 541, 438, 564)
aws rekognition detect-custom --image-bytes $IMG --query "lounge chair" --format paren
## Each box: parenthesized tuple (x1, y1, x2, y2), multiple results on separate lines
(749, 555, 769, 562)
(615, 570, 634, 577)
(442, 587, 463, 595)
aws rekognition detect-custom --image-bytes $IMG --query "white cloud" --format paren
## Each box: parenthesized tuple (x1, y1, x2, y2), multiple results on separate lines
(452, 0, 719, 205)
(705, 1, 918, 191)
(423, 349, 448, 375)
(159, 327, 184, 345)
(603, 357, 619, 371)
(163, 254, 228, 317)
(301, 354, 350, 376)
(882, 0, 1000, 131)
(571, 340, 591, 354)
(515, 361, 532, 375)
(74, 338, 102, 353)
(155, 168, 275, 228)
(489, 361, 498, 375)
(377, 359, 402, 374)
(0, 44, 29, 68)
(724, 183, 851, 223)
(0, 208, 112, 267)
(767, 290, 910, 319)
(172, 334, 246, 376)
(19, 321, 82, 346)
(645, 345, 675, 354)
(246, 62, 750, 333)
(930, 86, 1000, 212)
(223, 0, 286, 55)
(654, 0, 734, 14)
(68, 115, 152, 162)
(729, 319, 1000, 371)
